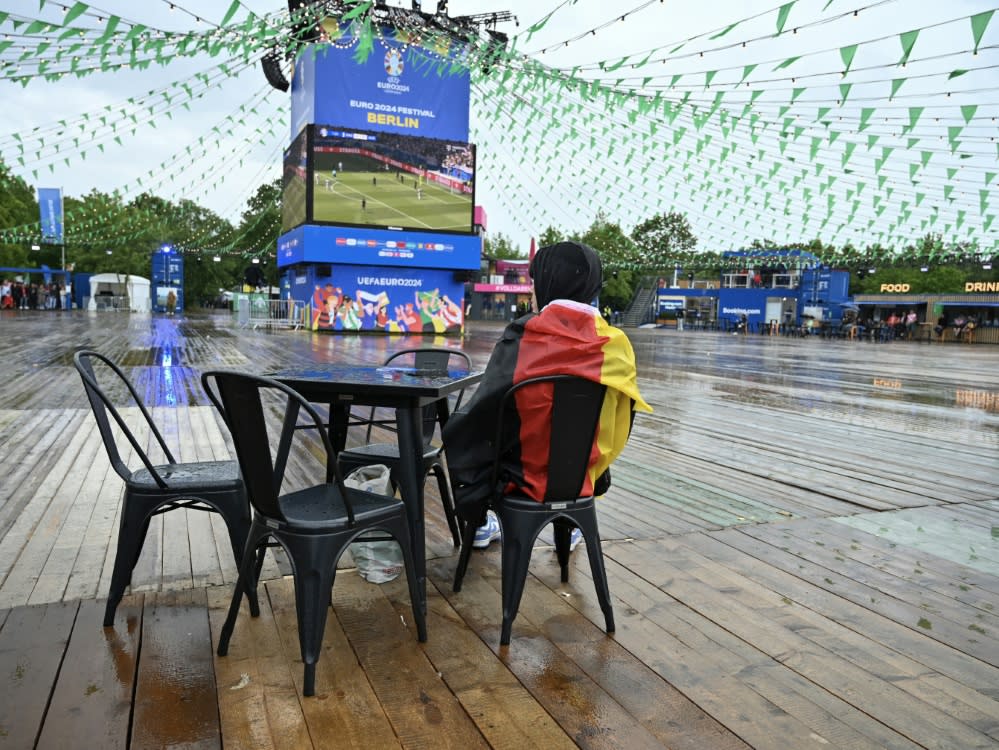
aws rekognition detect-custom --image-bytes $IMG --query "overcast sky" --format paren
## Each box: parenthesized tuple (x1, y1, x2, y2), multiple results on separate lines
(2, 0, 996, 253)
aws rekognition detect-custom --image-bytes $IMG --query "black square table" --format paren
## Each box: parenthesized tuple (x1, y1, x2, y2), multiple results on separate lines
(268, 363, 482, 614)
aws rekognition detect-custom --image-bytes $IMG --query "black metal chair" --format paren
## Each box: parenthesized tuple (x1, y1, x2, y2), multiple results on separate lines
(337, 347, 472, 548)
(203, 370, 426, 697)
(452, 374, 617, 645)
(73, 350, 251, 627)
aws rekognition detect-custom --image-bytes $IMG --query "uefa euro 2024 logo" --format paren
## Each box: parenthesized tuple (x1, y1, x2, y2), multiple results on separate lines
(384, 48, 404, 77)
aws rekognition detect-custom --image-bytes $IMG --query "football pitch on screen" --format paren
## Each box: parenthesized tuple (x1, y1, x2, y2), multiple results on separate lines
(312, 170, 472, 231)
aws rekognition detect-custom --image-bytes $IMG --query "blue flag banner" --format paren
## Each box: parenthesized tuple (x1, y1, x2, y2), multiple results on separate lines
(38, 187, 64, 244)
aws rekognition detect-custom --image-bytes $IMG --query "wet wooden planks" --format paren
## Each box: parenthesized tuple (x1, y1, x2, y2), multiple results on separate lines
(1, 313, 998, 748)
(592, 524, 999, 749)
(0, 592, 221, 750)
(0, 515, 996, 748)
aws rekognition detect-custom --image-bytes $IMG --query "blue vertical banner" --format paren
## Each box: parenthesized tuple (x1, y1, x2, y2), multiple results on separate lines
(38, 187, 64, 244)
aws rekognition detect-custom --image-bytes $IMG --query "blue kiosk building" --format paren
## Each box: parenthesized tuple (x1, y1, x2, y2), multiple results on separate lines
(656, 249, 852, 332)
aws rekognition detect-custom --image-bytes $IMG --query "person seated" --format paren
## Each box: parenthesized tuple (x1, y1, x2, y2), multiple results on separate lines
(962, 315, 977, 341)
(952, 314, 968, 339)
(934, 314, 947, 338)
(443, 242, 651, 551)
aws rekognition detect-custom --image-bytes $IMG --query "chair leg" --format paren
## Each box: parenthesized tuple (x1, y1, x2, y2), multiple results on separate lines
(287, 546, 337, 697)
(497, 512, 538, 646)
(576, 513, 615, 635)
(552, 518, 573, 583)
(104, 500, 152, 627)
(244, 544, 267, 618)
(222, 490, 257, 616)
(432, 462, 462, 548)
(452, 518, 476, 593)
(386, 515, 427, 642)
(217, 527, 267, 657)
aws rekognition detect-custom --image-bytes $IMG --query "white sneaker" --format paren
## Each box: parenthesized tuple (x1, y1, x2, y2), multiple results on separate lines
(568, 527, 583, 552)
(472, 510, 501, 549)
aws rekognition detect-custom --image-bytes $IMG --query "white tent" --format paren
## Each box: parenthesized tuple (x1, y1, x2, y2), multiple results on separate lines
(87, 273, 151, 312)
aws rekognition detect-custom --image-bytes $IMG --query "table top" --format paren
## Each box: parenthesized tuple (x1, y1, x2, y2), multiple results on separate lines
(268, 363, 482, 403)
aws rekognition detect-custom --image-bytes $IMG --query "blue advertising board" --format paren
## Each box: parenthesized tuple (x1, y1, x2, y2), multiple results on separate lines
(718, 289, 766, 327)
(37, 188, 64, 244)
(291, 34, 470, 142)
(277, 224, 481, 271)
(296, 263, 465, 333)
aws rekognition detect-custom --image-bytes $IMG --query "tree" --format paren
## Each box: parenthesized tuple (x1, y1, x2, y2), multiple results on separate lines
(572, 214, 639, 311)
(482, 232, 526, 259)
(537, 225, 565, 248)
(0, 161, 38, 267)
(61, 190, 150, 276)
(232, 180, 282, 289)
(630, 210, 697, 270)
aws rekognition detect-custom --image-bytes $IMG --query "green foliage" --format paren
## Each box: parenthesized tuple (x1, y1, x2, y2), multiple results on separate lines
(537, 225, 565, 248)
(574, 212, 638, 264)
(0, 161, 38, 266)
(571, 214, 639, 310)
(630, 211, 698, 270)
(483, 231, 526, 259)
(233, 179, 282, 288)
(600, 268, 638, 311)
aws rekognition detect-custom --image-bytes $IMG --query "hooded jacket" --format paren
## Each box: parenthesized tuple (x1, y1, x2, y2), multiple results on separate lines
(443, 299, 651, 522)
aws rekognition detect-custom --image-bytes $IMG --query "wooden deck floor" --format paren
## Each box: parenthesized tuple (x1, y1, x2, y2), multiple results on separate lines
(0, 309, 997, 749)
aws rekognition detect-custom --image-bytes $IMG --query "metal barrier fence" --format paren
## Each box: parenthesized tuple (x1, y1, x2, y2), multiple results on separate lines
(237, 298, 309, 329)
(93, 294, 130, 311)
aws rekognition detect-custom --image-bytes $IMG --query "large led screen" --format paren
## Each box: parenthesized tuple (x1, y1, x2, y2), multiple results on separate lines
(310, 124, 474, 234)
(282, 128, 308, 232)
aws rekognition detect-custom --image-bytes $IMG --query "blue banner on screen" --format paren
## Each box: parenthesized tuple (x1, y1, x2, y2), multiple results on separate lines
(38, 188, 64, 244)
(306, 264, 465, 333)
(290, 32, 470, 142)
(277, 224, 481, 271)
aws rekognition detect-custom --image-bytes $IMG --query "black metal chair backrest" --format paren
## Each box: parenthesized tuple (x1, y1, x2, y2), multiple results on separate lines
(202, 371, 357, 525)
(367, 347, 473, 447)
(74, 349, 175, 488)
(490, 374, 607, 503)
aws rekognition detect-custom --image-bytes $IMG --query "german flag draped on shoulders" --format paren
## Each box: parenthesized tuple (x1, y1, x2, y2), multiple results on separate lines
(442, 242, 652, 524)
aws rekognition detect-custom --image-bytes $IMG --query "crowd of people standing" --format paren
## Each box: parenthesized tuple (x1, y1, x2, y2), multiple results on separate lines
(0, 279, 67, 310)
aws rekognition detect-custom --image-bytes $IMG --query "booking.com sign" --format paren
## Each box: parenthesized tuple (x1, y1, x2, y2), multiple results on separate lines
(290, 28, 471, 142)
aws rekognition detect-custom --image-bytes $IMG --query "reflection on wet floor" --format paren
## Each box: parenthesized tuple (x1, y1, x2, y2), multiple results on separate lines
(0, 312, 997, 750)
(628, 330, 999, 448)
(2, 311, 997, 447)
